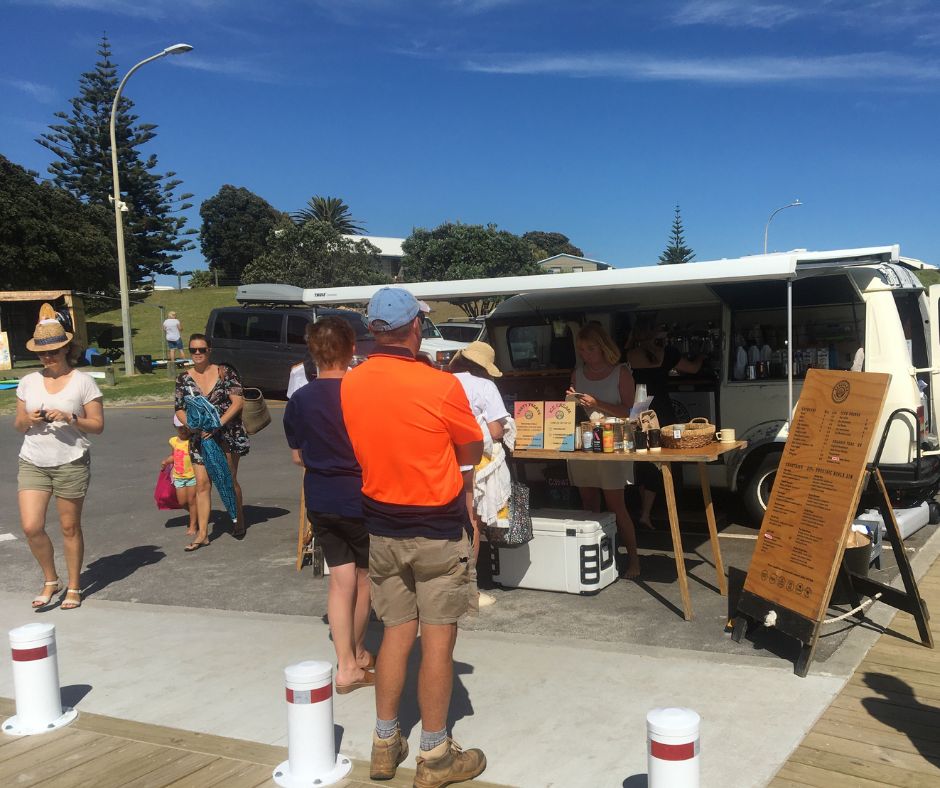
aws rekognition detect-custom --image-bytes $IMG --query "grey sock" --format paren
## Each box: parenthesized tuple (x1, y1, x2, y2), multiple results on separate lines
(420, 728, 447, 752)
(375, 717, 398, 739)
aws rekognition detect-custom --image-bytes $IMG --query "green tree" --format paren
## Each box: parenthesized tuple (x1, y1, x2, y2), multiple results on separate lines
(402, 223, 542, 317)
(36, 35, 195, 285)
(242, 221, 388, 288)
(200, 185, 285, 283)
(187, 270, 216, 288)
(522, 230, 584, 259)
(292, 195, 366, 234)
(659, 205, 695, 265)
(0, 155, 114, 291)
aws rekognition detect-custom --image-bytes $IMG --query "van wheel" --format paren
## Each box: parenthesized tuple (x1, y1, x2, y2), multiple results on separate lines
(743, 453, 782, 526)
(929, 500, 940, 525)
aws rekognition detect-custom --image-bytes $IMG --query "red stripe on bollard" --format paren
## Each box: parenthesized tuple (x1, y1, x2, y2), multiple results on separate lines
(650, 740, 698, 761)
(285, 685, 333, 704)
(11, 645, 49, 662)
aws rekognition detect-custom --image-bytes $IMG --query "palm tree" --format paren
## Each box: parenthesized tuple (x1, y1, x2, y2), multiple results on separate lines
(292, 196, 366, 234)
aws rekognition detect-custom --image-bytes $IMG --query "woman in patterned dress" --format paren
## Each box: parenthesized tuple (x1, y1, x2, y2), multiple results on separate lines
(174, 334, 249, 549)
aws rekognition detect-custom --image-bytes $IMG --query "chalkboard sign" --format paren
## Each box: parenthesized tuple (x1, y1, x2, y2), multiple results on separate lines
(743, 369, 889, 622)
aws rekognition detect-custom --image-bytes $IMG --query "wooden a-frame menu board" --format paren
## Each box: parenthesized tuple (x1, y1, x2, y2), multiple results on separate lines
(733, 369, 925, 676)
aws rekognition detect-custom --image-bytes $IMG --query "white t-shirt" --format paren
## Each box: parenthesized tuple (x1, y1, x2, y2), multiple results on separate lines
(454, 372, 509, 471)
(286, 363, 308, 399)
(16, 371, 103, 466)
(163, 318, 181, 342)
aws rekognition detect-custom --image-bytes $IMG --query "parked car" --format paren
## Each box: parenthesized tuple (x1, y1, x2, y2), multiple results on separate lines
(206, 285, 375, 393)
(438, 319, 485, 343)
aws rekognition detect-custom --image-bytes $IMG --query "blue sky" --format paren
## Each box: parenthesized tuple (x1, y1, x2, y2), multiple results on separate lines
(2, 0, 939, 281)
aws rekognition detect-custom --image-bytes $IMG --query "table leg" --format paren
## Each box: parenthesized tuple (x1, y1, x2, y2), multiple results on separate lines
(699, 463, 728, 596)
(659, 462, 693, 621)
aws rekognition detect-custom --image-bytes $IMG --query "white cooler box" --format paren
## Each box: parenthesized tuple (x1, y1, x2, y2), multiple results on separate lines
(490, 509, 617, 595)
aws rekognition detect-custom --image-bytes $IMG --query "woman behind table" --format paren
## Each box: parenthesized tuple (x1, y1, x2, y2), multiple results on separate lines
(448, 341, 510, 609)
(174, 334, 249, 550)
(626, 318, 704, 530)
(163, 311, 185, 367)
(283, 317, 375, 693)
(14, 304, 104, 610)
(566, 322, 640, 579)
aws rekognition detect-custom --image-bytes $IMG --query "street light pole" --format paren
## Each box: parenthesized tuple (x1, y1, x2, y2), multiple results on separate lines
(110, 43, 193, 375)
(763, 199, 802, 255)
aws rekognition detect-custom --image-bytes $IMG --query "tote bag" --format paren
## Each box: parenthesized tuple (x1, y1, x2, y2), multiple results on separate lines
(241, 387, 271, 435)
(484, 460, 533, 547)
(154, 466, 183, 510)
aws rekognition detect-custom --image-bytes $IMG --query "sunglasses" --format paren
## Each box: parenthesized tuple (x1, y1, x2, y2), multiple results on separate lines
(189, 346, 209, 354)
(37, 348, 64, 356)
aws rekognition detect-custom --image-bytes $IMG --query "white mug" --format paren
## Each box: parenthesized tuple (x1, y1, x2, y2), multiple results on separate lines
(715, 428, 736, 443)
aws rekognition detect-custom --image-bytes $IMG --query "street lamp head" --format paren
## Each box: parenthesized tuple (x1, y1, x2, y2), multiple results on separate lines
(163, 43, 194, 55)
(791, 199, 803, 207)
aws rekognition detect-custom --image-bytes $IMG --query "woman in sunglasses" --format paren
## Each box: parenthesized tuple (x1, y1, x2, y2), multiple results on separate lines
(626, 317, 703, 530)
(174, 334, 249, 549)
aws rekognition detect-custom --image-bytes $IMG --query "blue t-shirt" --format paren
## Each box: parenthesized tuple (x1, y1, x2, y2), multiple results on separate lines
(283, 378, 363, 519)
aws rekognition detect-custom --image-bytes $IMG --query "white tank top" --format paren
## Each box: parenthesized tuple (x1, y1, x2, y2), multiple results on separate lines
(575, 363, 627, 406)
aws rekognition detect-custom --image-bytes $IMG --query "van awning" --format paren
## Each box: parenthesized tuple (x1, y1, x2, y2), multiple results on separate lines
(298, 246, 901, 306)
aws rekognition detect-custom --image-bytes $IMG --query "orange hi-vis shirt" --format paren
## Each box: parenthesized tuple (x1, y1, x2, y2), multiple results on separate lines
(341, 346, 483, 538)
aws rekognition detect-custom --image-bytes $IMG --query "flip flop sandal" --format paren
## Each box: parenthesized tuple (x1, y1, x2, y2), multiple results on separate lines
(32, 579, 62, 608)
(336, 669, 376, 695)
(61, 589, 83, 610)
(184, 541, 210, 552)
(361, 652, 377, 670)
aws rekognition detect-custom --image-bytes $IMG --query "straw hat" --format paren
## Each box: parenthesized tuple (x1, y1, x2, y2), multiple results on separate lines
(25, 303, 73, 352)
(454, 341, 502, 378)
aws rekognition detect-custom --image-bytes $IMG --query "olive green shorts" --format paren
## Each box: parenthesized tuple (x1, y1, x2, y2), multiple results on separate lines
(369, 532, 478, 626)
(18, 454, 91, 499)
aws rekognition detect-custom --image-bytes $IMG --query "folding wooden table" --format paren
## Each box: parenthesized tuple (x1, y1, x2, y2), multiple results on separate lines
(514, 441, 747, 620)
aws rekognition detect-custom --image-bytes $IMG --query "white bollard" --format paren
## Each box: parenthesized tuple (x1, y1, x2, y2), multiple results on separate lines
(2, 623, 77, 736)
(273, 660, 351, 787)
(647, 707, 700, 788)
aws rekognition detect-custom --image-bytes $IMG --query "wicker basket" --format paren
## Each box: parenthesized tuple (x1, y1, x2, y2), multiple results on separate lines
(660, 417, 716, 449)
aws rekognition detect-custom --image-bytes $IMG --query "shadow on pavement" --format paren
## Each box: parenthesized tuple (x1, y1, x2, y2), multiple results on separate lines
(61, 684, 93, 707)
(81, 545, 165, 598)
(622, 776, 648, 787)
(207, 504, 289, 540)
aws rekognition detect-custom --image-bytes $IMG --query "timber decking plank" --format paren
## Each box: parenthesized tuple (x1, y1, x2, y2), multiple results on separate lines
(0, 734, 125, 787)
(820, 706, 940, 749)
(800, 730, 940, 776)
(774, 760, 888, 788)
(839, 681, 940, 713)
(848, 672, 940, 703)
(160, 756, 259, 788)
(829, 693, 940, 730)
(811, 716, 940, 760)
(0, 728, 85, 764)
(117, 751, 217, 788)
(29, 740, 163, 788)
(83, 741, 191, 788)
(787, 745, 935, 787)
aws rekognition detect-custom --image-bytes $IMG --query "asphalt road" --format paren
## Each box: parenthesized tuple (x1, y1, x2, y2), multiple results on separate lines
(2, 404, 934, 668)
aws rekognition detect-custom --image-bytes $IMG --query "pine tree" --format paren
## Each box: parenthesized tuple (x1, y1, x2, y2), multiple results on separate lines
(37, 35, 194, 286)
(658, 204, 695, 265)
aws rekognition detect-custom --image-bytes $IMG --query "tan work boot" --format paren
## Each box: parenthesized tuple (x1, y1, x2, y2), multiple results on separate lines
(413, 738, 486, 788)
(371, 727, 409, 780)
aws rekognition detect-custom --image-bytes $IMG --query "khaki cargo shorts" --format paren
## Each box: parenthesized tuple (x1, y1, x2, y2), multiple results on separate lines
(18, 454, 91, 499)
(369, 532, 478, 626)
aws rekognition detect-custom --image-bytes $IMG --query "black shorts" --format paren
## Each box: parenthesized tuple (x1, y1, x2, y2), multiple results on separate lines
(307, 510, 370, 569)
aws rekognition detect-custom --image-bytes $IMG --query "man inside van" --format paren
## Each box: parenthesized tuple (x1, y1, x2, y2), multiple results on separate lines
(341, 287, 487, 786)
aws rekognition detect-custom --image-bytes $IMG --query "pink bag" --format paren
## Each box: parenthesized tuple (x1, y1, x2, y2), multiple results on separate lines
(154, 466, 183, 510)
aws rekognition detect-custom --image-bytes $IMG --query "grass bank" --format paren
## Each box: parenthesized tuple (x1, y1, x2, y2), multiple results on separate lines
(85, 287, 238, 360)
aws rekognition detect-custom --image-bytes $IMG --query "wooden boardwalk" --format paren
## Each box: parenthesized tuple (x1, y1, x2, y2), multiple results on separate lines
(770, 558, 940, 787)
(0, 698, 510, 788)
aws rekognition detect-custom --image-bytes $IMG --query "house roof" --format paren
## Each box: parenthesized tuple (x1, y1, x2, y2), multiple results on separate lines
(342, 235, 405, 257)
(538, 254, 613, 270)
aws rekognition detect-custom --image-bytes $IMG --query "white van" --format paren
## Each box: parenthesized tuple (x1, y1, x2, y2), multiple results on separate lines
(298, 246, 940, 523)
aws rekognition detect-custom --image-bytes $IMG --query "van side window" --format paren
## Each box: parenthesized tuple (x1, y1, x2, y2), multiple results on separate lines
(507, 325, 552, 369)
(335, 311, 372, 340)
(212, 311, 248, 340)
(244, 313, 283, 343)
(287, 315, 309, 345)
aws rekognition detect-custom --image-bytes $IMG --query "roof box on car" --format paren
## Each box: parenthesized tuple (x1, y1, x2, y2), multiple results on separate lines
(236, 284, 305, 305)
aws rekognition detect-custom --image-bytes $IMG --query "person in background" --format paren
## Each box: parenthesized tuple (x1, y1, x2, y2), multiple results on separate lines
(174, 334, 249, 548)
(626, 318, 704, 530)
(163, 311, 185, 367)
(342, 287, 487, 786)
(284, 317, 375, 694)
(161, 416, 198, 539)
(566, 321, 640, 579)
(14, 304, 104, 610)
(448, 341, 509, 609)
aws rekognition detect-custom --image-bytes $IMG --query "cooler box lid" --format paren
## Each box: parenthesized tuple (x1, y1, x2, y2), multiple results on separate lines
(529, 508, 614, 536)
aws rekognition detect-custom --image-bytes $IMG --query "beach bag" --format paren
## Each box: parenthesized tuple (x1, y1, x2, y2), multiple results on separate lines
(154, 466, 183, 510)
(241, 387, 271, 434)
(485, 461, 533, 547)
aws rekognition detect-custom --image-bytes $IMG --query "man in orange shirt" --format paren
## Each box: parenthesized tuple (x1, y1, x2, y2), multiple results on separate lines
(342, 287, 486, 787)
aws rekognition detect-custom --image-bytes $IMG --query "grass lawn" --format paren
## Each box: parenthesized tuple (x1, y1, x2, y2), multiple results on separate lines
(85, 287, 238, 360)
(0, 371, 176, 415)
